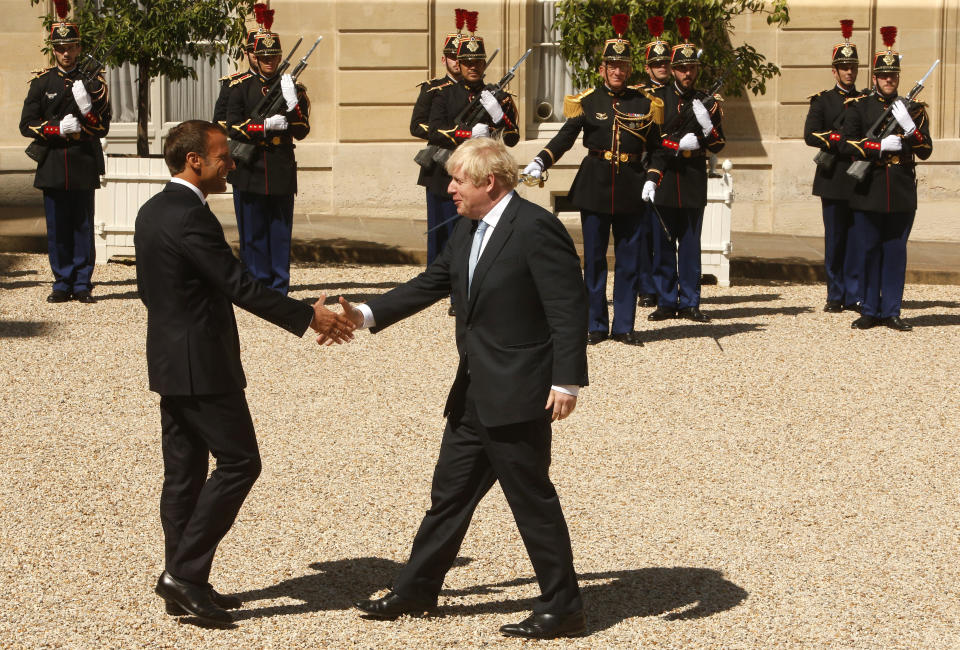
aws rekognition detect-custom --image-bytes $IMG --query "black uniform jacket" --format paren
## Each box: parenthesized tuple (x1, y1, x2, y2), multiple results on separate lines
(411, 74, 456, 186)
(366, 193, 588, 428)
(421, 78, 520, 195)
(646, 82, 725, 209)
(19, 66, 110, 191)
(803, 85, 864, 200)
(212, 69, 254, 128)
(226, 71, 310, 196)
(840, 92, 932, 213)
(536, 85, 658, 215)
(135, 182, 313, 396)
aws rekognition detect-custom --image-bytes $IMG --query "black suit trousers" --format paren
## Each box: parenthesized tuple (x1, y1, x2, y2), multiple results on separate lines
(159, 391, 261, 584)
(393, 381, 582, 615)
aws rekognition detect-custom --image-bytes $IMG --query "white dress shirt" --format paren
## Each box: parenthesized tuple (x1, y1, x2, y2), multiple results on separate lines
(356, 190, 578, 398)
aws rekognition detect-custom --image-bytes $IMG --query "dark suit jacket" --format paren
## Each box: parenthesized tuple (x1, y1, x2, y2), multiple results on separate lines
(367, 193, 588, 427)
(135, 182, 314, 396)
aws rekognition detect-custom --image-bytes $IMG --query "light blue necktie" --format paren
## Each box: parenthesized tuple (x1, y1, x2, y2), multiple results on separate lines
(467, 220, 489, 297)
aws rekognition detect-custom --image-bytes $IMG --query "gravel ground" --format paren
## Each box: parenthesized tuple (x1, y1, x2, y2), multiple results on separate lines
(1, 252, 958, 649)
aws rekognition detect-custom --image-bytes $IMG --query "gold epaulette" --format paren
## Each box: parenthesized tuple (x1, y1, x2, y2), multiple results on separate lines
(428, 79, 454, 92)
(229, 72, 253, 87)
(31, 67, 52, 79)
(648, 95, 665, 125)
(563, 87, 595, 118)
(807, 90, 826, 101)
(219, 70, 247, 83)
(844, 95, 864, 105)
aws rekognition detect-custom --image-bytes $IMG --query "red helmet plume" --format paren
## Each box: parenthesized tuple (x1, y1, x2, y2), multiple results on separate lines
(253, 3, 267, 26)
(647, 16, 664, 38)
(53, 0, 70, 20)
(263, 8, 275, 31)
(880, 25, 897, 49)
(465, 10, 478, 33)
(455, 8, 465, 31)
(676, 16, 691, 42)
(611, 13, 629, 38)
(840, 19, 853, 41)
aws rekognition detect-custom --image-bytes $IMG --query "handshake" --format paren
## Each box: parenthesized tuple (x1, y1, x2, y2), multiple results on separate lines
(308, 295, 365, 345)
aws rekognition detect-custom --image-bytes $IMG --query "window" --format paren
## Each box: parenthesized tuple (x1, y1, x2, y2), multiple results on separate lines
(528, 0, 575, 134)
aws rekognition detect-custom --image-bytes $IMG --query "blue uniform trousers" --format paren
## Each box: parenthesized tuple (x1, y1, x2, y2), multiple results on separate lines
(426, 190, 459, 266)
(580, 210, 640, 335)
(822, 198, 860, 306)
(43, 189, 95, 293)
(635, 205, 656, 297)
(234, 191, 294, 295)
(653, 206, 704, 310)
(854, 210, 914, 319)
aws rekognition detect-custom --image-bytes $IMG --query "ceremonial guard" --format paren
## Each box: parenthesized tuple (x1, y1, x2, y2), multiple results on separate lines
(629, 16, 672, 309)
(227, 9, 310, 295)
(523, 14, 660, 346)
(412, 11, 462, 266)
(842, 27, 932, 331)
(804, 20, 864, 313)
(20, 0, 110, 304)
(425, 11, 519, 210)
(213, 19, 260, 129)
(642, 17, 724, 323)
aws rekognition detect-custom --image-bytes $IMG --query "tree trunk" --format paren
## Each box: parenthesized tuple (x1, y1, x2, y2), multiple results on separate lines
(136, 60, 150, 157)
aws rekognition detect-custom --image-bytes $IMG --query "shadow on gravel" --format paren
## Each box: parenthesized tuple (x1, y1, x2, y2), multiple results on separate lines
(441, 567, 748, 634)
(0, 320, 54, 338)
(903, 299, 960, 309)
(95, 278, 137, 287)
(0, 269, 38, 278)
(700, 292, 781, 305)
(706, 305, 814, 320)
(905, 313, 960, 328)
(290, 281, 403, 293)
(0, 279, 43, 290)
(642, 322, 765, 344)
(95, 290, 140, 301)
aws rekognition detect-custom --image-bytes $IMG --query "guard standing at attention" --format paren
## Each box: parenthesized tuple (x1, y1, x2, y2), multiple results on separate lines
(803, 20, 864, 314)
(642, 17, 724, 324)
(227, 8, 310, 295)
(841, 27, 932, 332)
(20, 0, 110, 304)
(629, 16, 672, 310)
(523, 14, 661, 346)
(412, 10, 462, 266)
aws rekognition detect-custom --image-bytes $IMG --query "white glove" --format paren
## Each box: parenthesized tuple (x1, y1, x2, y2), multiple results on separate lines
(880, 134, 902, 152)
(264, 114, 289, 131)
(479, 89, 504, 124)
(59, 114, 81, 135)
(691, 98, 713, 136)
(642, 180, 657, 203)
(71, 80, 93, 115)
(470, 123, 491, 139)
(280, 74, 298, 112)
(677, 133, 700, 151)
(522, 158, 544, 179)
(891, 100, 916, 136)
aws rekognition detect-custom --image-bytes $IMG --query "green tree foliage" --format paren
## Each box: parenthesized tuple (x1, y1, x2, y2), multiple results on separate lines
(32, 0, 255, 155)
(555, 0, 789, 96)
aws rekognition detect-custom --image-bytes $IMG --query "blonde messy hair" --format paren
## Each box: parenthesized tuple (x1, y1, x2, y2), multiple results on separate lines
(445, 137, 519, 188)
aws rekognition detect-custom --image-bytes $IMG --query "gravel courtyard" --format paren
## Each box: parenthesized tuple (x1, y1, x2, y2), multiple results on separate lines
(1, 252, 958, 648)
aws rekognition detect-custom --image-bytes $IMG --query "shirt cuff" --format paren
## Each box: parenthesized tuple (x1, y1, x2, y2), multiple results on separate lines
(356, 303, 376, 329)
(551, 384, 579, 397)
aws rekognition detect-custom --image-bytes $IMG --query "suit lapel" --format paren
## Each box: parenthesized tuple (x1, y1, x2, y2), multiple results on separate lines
(466, 194, 520, 313)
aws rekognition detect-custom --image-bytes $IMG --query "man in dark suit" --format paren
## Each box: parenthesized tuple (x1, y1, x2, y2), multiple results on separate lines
(341, 138, 588, 639)
(135, 120, 355, 625)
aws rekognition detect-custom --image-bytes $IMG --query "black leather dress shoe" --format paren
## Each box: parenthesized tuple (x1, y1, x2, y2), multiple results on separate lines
(586, 331, 608, 345)
(500, 610, 587, 639)
(73, 290, 96, 304)
(677, 306, 710, 322)
(823, 301, 843, 313)
(354, 590, 436, 619)
(842, 303, 861, 313)
(166, 585, 242, 615)
(851, 315, 879, 329)
(46, 290, 70, 303)
(447, 305, 456, 316)
(155, 571, 232, 625)
(638, 293, 658, 307)
(647, 307, 676, 321)
(882, 316, 913, 331)
(611, 332, 643, 346)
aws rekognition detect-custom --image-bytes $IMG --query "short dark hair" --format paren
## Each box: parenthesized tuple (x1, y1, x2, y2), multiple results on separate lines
(163, 120, 226, 174)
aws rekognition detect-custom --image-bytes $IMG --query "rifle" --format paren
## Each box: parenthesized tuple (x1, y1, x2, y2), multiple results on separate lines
(846, 59, 939, 182)
(812, 100, 852, 174)
(431, 48, 532, 168)
(230, 36, 320, 164)
(414, 48, 500, 170)
(660, 57, 738, 151)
